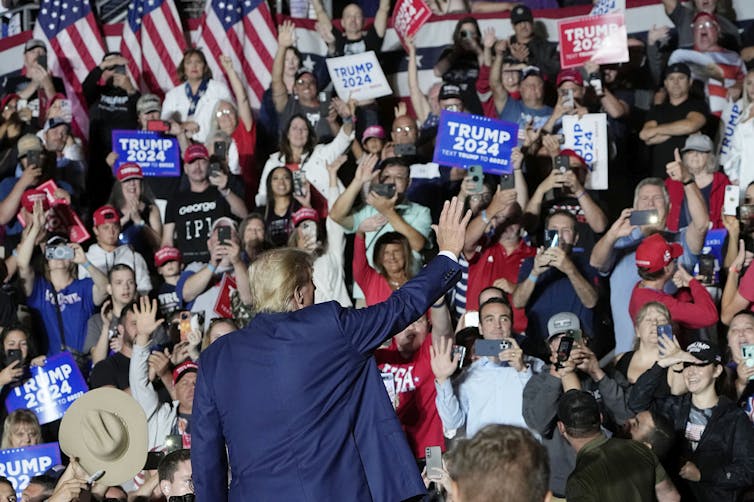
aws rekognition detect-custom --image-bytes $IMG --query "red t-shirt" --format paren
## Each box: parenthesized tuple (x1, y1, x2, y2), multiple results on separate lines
(466, 240, 536, 333)
(628, 280, 718, 330)
(375, 334, 444, 459)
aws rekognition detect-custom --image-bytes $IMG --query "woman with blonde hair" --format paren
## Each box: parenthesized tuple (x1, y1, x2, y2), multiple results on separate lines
(614, 301, 686, 396)
(1, 409, 41, 449)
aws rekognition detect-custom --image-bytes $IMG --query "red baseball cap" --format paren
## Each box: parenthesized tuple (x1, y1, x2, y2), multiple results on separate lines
(557, 68, 584, 87)
(291, 207, 319, 227)
(154, 246, 182, 267)
(635, 233, 683, 273)
(117, 162, 143, 182)
(20, 189, 50, 214)
(93, 205, 120, 227)
(173, 360, 198, 385)
(183, 144, 209, 164)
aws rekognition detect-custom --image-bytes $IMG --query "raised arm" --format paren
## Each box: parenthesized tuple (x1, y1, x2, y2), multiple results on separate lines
(406, 36, 431, 124)
(219, 55, 253, 131)
(666, 149, 708, 254)
(329, 154, 378, 229)
(310, 0, 333, 37)
(372, 0, 390, 38)
(16, 201, 45, 297)
(271, 21, 296, 114)
(490, 40, 509, 114)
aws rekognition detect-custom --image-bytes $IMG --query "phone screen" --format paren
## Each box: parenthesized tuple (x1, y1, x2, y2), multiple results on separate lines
(178, 311, 191, 342)
(556, 336, 574, 367)
(544, 229, 559, 249)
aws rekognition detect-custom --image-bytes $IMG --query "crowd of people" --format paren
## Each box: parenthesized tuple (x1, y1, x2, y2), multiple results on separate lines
(1, 0, 754, 500)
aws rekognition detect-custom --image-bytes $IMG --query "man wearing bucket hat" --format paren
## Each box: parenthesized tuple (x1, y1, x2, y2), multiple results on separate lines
(523, 311, 634, 497)
(628, 232, 717, 331)
(630, 340, 754, 501)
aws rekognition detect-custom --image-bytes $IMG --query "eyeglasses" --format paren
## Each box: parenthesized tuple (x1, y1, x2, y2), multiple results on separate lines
(692, 21, 716, 30)
(295, 78, 315, 86)
(442, 104, 462, 112)
(393, 126, 414, 134)
(215, 109, 233, 118)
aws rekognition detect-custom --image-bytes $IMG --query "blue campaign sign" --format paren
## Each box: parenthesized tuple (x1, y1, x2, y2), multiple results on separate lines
(111, 129, 181, 177)
(432, 110, 518, 175)
(0, 443, 61, 498)
(5, 352, 88, 424)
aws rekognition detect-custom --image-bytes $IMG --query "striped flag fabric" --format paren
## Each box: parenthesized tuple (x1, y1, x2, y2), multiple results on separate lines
(33, 0, 105, 139)
(192, 0, 277, 109)
(120, 0, 187, 96)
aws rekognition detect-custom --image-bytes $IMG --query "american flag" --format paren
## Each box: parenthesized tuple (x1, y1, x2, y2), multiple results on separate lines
(192, 0, 276, 109)
(120, 0, 187, 96)
(33, 0, 105, 139)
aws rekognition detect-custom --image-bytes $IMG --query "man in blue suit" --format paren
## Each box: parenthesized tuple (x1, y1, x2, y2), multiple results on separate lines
(192, 198, 470, 501)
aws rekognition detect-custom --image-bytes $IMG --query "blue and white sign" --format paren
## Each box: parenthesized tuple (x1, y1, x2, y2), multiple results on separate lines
(433, 110, 519, 174)
(5, 353, 88, 424)
(0, 443, 61, 498)
(719, 100, 744, 168)
(326, 51, 392, 101)
(112, 129, 181, 177)
(562, 113, 609, 190)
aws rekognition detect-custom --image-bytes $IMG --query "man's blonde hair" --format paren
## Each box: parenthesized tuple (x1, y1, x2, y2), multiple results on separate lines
(248, 248, 314, 314)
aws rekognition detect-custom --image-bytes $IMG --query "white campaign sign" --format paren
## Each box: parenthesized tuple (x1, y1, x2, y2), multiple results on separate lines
(562, 113, 609, 190)
(326, 51, 392, 101)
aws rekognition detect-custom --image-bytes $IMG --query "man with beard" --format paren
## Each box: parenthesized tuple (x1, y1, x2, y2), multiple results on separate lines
(82, 51, 140, 208)
(89, 299, 139, 391)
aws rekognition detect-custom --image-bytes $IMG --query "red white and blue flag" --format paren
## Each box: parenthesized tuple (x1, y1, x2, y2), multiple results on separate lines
(120, 0, 187, 96)
(193, 0, 276, 109)
(33, 0, 105, 138)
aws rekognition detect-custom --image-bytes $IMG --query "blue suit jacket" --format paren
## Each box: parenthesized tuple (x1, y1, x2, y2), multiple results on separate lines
(192, 254, 461, 501)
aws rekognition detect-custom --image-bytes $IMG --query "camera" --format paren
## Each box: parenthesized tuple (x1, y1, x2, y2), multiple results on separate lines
(45, 245, 74, 261)
(112, 64, 127, 75)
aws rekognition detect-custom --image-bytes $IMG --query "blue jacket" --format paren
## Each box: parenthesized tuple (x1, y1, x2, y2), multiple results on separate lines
(192, 254, 461, 501)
